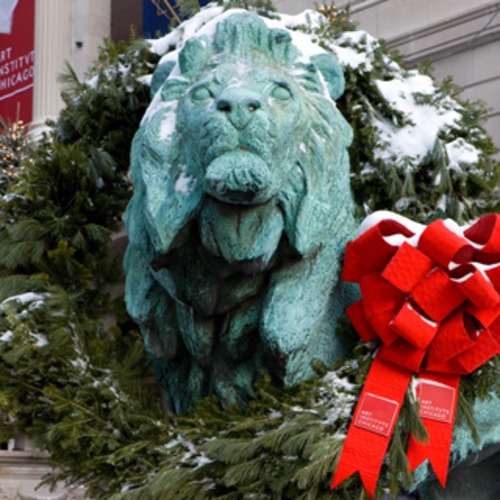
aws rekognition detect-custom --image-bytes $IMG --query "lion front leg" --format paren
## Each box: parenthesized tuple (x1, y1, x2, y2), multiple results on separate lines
(261, 241, 348, 385)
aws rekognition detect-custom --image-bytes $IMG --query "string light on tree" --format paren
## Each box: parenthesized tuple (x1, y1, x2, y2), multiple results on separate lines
(0, 119, 27, 191)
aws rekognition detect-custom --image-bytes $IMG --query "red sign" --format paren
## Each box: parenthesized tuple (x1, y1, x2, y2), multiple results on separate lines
(416, 379, 456, 423)
(0, 0, 35, 127)
(354, 392, 399, 437)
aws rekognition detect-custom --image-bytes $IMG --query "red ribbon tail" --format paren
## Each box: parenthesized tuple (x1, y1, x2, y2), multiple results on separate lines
(331, 357, 412, 498)
(330, 427, 383, 499)
(407, 374, 460, 488)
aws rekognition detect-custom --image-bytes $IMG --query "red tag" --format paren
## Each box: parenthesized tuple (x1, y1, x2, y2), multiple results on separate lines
(416, 380, 455, 423)
(354, 393, 399, 436)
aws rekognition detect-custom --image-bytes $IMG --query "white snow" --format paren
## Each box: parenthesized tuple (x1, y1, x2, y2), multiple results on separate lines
(158, 50, 180, 71)
(331, 31, 380, 70)
(1, 193, 24, 202)
(174, 164, 194, 194)
(446, 138, 480, 171)
(141, 90, 171, 124)
(0, 330, 13, 342)
(70, 358, 87, 371)
(174, 172, 193, 194)
(191, 8, 247, 40)
(194, 454, 213, 469)
(85, 74, 98, 89)
(269, 409, 283, 419)
(337, 30, 379, 51)
(276, 9, 324, 31)
(333, 45, 371, 70)
(314, 370, 357, 426)
(158, 106, 178, 140)
(137, 74, 152, 86)
(321, 370, 356, 392)
(357, 210, 425, 238)
(264, 15, 325, 63)
(374, 74, 461, 162)
(31, 333, 48, 348)
(291, 405, 319, 414)
(2, 292, 48, 306)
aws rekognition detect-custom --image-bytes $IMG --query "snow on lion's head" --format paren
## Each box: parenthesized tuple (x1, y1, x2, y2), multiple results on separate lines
(125, 9, 356, 413)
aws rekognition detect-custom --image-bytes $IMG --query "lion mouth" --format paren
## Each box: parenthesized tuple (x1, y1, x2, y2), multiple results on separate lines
(203, 150, 276, 205)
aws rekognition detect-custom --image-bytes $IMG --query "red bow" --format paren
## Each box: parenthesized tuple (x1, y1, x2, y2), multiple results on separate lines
(331, 212, 500, 498)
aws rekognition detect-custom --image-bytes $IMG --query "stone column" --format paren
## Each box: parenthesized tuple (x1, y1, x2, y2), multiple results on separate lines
(28, 0, 71, 140)
(71, 0, 112, 80)
(28, 0, 111, 141)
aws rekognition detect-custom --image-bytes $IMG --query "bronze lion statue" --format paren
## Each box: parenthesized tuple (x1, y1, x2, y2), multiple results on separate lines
(124, 11, 357, 413)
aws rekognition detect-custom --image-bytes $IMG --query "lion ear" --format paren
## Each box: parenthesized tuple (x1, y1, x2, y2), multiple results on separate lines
(150, 60, 176, 98)
(179, 36, 211, 77)
(311, 53, 345, 100)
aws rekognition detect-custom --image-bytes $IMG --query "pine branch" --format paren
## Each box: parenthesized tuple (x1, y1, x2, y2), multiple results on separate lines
(455, 389, 481, 446)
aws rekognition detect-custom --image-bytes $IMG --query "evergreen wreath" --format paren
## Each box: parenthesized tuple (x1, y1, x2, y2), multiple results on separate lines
(0, 2, 498, 499)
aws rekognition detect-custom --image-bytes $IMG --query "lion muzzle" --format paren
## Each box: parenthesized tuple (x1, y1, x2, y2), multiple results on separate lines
(203, 150, 276, 205)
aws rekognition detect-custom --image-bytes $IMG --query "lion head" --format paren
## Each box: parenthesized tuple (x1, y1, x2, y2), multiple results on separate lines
(125, 10, 356, 412)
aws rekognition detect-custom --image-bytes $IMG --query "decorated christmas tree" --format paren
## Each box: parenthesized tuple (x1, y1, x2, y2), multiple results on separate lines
(0, 118, 29, 193)
(0, 2, 498, 499)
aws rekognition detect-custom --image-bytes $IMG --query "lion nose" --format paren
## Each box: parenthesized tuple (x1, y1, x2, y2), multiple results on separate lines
(216, 88, 261, 129)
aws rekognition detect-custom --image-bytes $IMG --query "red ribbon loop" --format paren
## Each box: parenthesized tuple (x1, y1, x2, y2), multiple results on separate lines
(450, 265, 500, 308)
(331, 212, 500, 499)
(342, 220, 413, 282)
(411, 267, 465, 321)
(464, 213, 500, 252)
(418, 219, 474, 267)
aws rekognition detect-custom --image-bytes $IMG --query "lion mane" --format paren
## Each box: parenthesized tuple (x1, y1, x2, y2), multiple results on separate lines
(125, 11, 357, 413)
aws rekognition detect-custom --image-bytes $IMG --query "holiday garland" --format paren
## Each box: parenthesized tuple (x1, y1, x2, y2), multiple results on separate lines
(0, 2, 498, 499)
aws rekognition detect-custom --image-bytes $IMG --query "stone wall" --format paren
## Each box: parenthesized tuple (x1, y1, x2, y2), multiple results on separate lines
(0, 447, 85, 500)
(29, 0, 111, 140)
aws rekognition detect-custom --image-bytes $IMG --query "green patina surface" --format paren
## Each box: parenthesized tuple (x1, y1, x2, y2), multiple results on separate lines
(125, 11, 357, 413)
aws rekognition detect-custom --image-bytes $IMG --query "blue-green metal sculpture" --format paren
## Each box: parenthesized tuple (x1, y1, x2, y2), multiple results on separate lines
(124, 11, 357, 413)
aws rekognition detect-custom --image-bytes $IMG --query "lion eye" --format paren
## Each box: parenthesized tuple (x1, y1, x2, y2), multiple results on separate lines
(191, 86, 213, 101)
(270, 84, 293, 101)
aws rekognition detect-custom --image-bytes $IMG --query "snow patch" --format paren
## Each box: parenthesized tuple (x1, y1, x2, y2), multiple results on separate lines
(0, 331, 14, 342)
(174, 165, 194, 195)
(31, 333, 48, 348)
(331, 31, 380, 70)
(446, 138, 480, 171)
(333, 45, 371, 70)
(2, 292, 48, 308)
(374, 75, 461, 162)
(158, 106, 178, 141)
